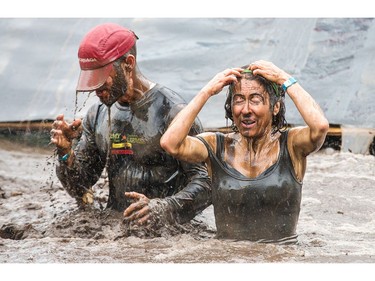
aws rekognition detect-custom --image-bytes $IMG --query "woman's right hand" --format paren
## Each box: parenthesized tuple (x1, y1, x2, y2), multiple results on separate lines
(201, 68, 243, 97)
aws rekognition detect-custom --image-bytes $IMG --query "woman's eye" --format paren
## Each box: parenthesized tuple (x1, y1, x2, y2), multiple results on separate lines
(233, 94, 264, 106)
(233, 96, 245, 105)
(249, 95, 263, 105)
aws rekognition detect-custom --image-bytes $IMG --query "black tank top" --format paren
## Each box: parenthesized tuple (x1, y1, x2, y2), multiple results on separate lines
(197, 131, 302, 244)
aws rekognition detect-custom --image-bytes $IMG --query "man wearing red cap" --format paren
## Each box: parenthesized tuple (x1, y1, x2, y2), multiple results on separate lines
(50, 23, 211, 228)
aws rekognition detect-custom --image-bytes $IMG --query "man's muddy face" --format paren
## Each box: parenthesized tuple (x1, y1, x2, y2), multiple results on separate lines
(95, 67, 128, 106)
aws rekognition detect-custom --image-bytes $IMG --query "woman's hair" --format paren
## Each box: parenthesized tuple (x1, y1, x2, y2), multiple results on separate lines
(224, 65, 287, 134)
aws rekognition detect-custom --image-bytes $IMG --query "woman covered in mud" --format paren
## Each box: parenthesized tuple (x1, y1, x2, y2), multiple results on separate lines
(160, 60, 329, 243)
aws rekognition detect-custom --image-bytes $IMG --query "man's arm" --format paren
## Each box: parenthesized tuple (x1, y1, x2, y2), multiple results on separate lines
(124, 104, 212, 226)
(55, 104, 106, 203)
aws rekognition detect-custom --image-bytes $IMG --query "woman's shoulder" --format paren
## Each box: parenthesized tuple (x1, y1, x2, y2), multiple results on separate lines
(196, 131, 216, 143)
(223, 131, 240, 144)
(198, 131, 235, 142)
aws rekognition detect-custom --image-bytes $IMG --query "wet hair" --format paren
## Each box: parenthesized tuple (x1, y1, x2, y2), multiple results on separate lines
(112, 44, 137, 69)
(224, 65, 287, 134)
(112, 43, 137, 83)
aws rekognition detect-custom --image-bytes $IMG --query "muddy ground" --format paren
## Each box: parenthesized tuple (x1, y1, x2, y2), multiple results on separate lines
(1, 139, 375, 266)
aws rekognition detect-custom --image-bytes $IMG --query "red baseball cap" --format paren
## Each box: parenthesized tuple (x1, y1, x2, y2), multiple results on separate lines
(76, 23, 138, 91)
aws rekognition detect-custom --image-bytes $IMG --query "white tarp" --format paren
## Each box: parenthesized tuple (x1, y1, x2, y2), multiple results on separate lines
(1, 18, 374, 128)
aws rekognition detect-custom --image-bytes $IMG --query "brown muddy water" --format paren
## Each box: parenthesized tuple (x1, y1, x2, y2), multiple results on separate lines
(1, 138, 375, 268)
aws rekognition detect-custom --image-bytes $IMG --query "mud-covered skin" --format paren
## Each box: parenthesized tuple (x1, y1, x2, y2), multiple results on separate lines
(57, 84, 211, 224)
(197, 131, 302, 243)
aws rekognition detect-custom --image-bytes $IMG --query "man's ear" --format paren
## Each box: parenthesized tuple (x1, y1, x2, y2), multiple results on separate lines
(123, 55, 135, 71)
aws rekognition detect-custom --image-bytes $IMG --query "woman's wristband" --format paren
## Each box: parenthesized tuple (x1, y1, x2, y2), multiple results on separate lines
(281, 77, 298, 91)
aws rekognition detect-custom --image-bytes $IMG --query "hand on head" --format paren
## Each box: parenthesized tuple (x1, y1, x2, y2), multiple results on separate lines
(249, 60, 290, 85)
(201, 68, 243, 97)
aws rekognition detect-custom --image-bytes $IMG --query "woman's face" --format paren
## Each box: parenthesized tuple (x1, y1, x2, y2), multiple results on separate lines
(231, 79, 273, 138)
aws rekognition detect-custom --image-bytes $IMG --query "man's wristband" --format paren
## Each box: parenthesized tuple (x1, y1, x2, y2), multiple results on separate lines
(281, 77, 298, 91)
(59, 152, 70, 162)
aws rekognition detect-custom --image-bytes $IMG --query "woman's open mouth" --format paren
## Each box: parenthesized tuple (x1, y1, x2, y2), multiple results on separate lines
(241, 119, 256, 129)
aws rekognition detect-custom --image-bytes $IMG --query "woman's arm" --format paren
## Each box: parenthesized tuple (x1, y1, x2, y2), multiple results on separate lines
(283, 82, 329, 156)
(160, 68, 243, 163)
(250, 60, 329, 156)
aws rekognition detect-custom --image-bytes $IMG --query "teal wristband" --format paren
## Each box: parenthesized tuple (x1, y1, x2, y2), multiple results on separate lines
(282, 77, 297, 91)
(59, 152, 70, 162)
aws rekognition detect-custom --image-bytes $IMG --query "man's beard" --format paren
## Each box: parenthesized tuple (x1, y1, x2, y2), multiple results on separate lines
(104, 72, 128, 106)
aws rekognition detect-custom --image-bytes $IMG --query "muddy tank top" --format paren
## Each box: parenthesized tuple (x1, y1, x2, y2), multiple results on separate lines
(197, 131, 302, 244)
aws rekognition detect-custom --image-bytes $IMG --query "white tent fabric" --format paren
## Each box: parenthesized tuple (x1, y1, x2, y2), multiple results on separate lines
(1, 18, 374, 128)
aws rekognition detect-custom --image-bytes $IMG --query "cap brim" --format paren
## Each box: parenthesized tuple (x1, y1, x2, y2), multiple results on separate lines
(76, 63, 113, 92)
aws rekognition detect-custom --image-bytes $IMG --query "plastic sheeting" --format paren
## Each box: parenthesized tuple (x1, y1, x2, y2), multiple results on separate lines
(1, 18, 374, 128)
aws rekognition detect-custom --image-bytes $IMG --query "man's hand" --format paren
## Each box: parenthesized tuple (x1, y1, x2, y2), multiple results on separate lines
(50, 114, 82, 154)
(123, 192, 151, 225)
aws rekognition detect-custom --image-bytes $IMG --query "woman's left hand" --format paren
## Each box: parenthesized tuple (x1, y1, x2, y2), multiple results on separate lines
(249, 60, 290, 85)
